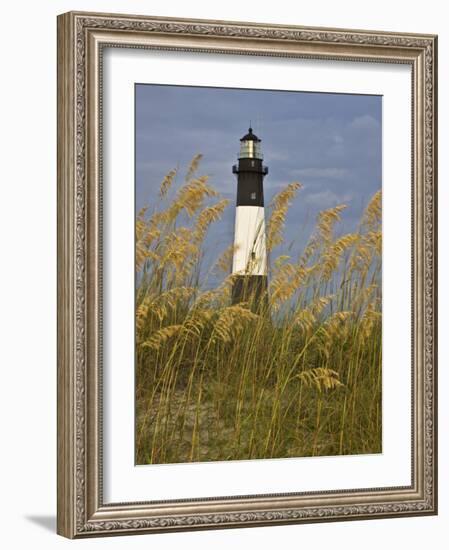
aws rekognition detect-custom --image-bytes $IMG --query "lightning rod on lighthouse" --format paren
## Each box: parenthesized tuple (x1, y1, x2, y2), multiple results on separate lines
(231, 127, 269, 307)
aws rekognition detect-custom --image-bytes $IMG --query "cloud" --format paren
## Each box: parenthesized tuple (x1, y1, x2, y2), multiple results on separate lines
(290, 167, 350, 180)
(349, 114, 380, 131)
(304, 190, 354, 208)
(267, 151, 290, 162)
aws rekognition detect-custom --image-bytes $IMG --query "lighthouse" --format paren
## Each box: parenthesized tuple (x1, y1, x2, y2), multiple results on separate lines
(231, 127, 269, 306)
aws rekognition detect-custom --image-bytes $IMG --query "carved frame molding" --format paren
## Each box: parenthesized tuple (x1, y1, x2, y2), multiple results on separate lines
(57, 11, 437, 538)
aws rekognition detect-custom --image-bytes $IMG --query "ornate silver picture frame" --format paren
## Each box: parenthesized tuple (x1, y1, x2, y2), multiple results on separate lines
(57, 11, 437, 538)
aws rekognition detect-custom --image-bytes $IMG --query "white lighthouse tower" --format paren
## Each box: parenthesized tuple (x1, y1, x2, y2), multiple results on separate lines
(231, 127, 269, 306)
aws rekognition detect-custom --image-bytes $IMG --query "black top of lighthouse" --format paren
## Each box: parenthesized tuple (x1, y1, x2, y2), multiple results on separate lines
(232, 126, 268, 184)
(240, 127, 261, 142)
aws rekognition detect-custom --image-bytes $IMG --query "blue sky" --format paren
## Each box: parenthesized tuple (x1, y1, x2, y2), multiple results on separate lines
(136, 84, 382, 284)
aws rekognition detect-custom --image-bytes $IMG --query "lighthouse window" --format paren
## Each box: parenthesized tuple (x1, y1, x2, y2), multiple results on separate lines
(250, 192, 256, 200)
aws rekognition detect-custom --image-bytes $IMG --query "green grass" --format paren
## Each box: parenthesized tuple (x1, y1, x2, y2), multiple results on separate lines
(135, 155, 382, 464)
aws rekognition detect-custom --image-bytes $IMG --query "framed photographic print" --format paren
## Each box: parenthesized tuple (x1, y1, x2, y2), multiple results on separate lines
(57, 11, 438, 538)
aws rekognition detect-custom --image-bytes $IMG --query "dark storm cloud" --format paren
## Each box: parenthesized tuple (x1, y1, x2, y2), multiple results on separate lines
(135, 84, 382, 278)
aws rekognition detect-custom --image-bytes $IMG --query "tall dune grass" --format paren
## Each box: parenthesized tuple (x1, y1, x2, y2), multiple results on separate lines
(135, 156, 382, 464)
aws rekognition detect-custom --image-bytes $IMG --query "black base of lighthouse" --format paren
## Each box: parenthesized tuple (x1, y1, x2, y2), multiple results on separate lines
(232, 275, 268, 311)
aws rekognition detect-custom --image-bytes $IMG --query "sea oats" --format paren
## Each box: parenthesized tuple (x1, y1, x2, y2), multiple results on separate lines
(135, 160, 382, 464)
